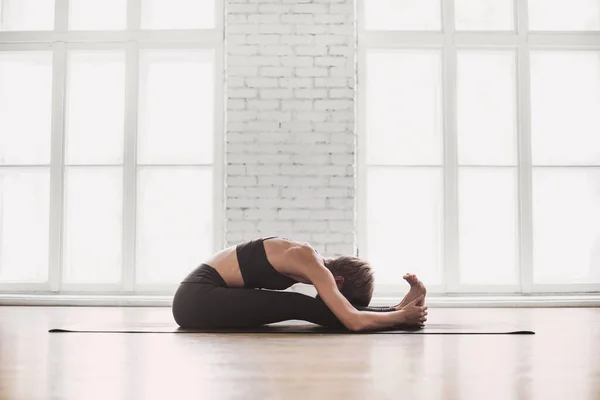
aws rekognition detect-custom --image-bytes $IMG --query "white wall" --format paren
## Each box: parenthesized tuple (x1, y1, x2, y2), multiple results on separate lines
(225, 0, 356, 256)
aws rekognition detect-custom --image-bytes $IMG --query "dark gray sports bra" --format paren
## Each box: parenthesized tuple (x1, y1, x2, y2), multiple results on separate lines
(236, 236, 297, 290)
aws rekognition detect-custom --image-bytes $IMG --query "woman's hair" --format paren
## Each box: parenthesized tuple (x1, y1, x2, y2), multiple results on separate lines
(323, 256, 374, 307)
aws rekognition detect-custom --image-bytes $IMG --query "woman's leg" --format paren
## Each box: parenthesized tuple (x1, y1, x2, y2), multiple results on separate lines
(172, 283, 344, 329)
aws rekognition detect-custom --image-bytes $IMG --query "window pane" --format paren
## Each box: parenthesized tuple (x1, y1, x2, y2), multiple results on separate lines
(366, 51, 443, 165)
(138, 50, 215, 165)
(0, 52, 52, 165)
(0, 170, 49, 282)
(69, 0, 126, 30)
(459, 168, 518, 285)
(531, 52, 600, 165)
(533, 169, 600, 284)
(366, 167, 443, 285)
(455, 0, 514, 31)
(141, 0, 214, 29)
(457, 51, 517, 166)
(66, 51, 125, 165)
(136, 167, 213, 285)
(0, 0, 54, 30)
(364, 0, 441, 31)
(63, 168, 123, 283)
(529, 0, 600, 31)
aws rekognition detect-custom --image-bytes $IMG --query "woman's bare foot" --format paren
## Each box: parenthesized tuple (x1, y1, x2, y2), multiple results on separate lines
(396, 273, 427, 309)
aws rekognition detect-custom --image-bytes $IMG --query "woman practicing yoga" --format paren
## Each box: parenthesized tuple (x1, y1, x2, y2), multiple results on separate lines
(172, 236, 428, 331)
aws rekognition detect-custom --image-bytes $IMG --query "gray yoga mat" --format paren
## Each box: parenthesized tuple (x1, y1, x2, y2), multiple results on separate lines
(49, 322, 534, 334)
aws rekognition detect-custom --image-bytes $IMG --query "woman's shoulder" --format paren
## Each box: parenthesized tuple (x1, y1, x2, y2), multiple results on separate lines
(265, 239, 321, 278)
(265, 237, 314, 255)
(264, 237, 301, 256)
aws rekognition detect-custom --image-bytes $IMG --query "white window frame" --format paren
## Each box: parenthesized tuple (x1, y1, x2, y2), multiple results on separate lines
(0, 0, 224, 294)
(357, 0, 600, 295)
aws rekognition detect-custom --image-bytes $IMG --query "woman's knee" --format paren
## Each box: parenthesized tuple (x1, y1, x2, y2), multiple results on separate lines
(172, 284, 214, 328)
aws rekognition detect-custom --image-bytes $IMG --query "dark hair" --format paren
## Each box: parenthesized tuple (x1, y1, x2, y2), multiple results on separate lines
(323, 256, 374, 307)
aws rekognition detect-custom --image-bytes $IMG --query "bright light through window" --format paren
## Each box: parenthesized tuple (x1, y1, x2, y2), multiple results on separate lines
(141, 0, 215, 29)
(455, 0, 514, 31)
(0, 0, 219, 292)
(364, 0, 441, 31)
(0, 52, 53, 165)
(362, 0, 600, 293)
(65, 51, 126, 165)
(0, 0, 55, 31)
(69, 0, 126, 30)
(529, 0, 600, 31)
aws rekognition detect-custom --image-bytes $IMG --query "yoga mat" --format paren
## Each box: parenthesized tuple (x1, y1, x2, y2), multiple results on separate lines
(49, 322, 534, 335)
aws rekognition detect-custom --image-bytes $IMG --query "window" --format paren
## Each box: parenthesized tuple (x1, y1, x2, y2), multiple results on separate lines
(0, 0, 223, 293)
(359, 0, 600, 294)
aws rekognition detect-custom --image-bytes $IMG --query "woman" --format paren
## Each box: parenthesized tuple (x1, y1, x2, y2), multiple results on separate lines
(172, 236, 428, 331)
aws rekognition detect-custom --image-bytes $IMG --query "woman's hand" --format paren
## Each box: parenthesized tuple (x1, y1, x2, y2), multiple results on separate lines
(399, 295, 428, 326)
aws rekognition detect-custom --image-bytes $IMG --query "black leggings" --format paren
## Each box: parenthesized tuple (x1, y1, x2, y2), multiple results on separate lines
(172, 264, 344, 329)
(172, 265, 393, 329)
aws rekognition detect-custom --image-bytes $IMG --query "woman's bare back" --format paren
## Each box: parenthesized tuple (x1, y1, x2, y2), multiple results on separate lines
(203, 238, 312, 287)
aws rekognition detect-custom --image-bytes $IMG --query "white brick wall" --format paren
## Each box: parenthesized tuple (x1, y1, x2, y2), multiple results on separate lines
(225, 0, 355, 256)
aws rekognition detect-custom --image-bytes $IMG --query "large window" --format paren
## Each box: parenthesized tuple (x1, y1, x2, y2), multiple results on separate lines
(0, 0, 223, 293)
(359, 0, 600, 294)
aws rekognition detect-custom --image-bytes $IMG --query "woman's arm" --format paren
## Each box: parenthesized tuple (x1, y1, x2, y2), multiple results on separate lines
(308, 264, 409, 331)
(355, 305, 396, 312)
(283, 244, 413, 332)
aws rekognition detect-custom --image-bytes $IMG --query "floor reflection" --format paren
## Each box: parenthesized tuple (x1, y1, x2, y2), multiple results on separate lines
(0, 306, 598, 400)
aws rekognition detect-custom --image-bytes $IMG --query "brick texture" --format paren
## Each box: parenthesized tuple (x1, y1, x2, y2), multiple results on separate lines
(225, 0, 355, 256)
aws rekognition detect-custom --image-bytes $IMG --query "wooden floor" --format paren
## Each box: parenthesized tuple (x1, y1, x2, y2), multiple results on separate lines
(1, 307, 599, 400)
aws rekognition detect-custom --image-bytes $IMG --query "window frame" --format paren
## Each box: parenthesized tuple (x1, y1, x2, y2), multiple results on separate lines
(0, 0, 224, 294)
(357, 0, 600, 295)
